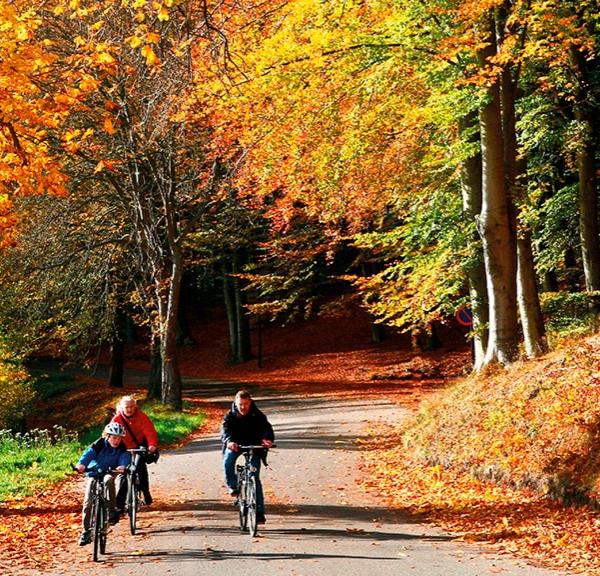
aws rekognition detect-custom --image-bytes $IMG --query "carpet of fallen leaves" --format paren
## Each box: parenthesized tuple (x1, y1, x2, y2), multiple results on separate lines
(0, 386, 223, 574)
(3, 307, 599, 574)
(360, 429, 600, 575)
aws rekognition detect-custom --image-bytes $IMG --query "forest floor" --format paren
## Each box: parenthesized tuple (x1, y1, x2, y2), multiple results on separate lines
(1, 307, 598, 574)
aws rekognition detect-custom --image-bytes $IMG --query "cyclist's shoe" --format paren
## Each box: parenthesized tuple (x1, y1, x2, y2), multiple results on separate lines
(108, 510, 120, 525)
(256, 513, 266, 524)
(228, 488, 239, 497)
(143, 491, 153, 505)
(78, 530, 92, 546)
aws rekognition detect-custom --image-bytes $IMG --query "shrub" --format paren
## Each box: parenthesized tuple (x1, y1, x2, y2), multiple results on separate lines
(540, 291, 600, 337)
(0, 352, 34, 430)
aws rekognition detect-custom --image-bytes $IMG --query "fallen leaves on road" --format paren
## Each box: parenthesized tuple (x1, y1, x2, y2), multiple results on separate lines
(360, 428, 600, 575)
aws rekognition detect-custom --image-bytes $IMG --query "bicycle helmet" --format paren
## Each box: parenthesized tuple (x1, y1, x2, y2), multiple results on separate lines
(104, 422, 126, 437)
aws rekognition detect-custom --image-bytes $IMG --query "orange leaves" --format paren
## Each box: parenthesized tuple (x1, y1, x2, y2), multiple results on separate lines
(141, 44, 160, 66)
(0, 479, 81, 571)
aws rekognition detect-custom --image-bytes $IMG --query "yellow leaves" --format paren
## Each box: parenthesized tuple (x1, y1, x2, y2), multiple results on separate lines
(93, 51, 115, 65)
(14, 24, 28, 41)
(78, 74, 99, 92)
(126, 35, 143, 49)
(158, 7, 169, 21)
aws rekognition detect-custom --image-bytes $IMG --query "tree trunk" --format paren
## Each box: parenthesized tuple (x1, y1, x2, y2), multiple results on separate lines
(107, 325, 124, 388)
(232, 251, 252, 363)
(477, 19, 519, 367)
(501, 64, 547, 358)
(222, 261, 239, 362)
(517, 232, 548, 357)
(571, 47, 600, 291)
(147, 333, 161, 400)
(158, 254, 183, 410)
(459, 111, 489, 369)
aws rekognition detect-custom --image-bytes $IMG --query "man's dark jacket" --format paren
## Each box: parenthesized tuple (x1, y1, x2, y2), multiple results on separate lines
(220, 401, 275, 450)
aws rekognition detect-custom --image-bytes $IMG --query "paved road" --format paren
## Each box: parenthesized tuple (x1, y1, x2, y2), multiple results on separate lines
(39, 382, 570, 576)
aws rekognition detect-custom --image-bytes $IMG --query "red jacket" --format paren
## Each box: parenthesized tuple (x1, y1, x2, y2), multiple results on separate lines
(112, 409, 159, 450)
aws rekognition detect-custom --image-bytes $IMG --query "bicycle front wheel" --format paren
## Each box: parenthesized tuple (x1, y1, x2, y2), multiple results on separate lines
(128, 476, 138, 535)
(247, 476, 257, 537)
(238, 479, 248, 531)
(93, 499, 104, 561)
(99, 503, 107, 554)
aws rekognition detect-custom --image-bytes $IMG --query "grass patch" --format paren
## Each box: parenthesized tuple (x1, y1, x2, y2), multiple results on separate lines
(0, 427, 80, 501)
(142, 400, 207, 445)
(1, 397, 206, 501)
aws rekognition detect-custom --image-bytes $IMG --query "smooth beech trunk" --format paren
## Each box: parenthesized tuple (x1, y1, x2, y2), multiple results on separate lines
(571, 47, 600, 291)
(157, 254, 183, 410)
(477, 20, 519, 367)
(459, 113, 489, 369)
(501, 66, 547, 358)
(517, 232, 547, 357)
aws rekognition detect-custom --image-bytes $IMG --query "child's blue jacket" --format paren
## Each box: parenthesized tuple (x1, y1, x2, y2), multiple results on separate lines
(77, 437, 131, 476)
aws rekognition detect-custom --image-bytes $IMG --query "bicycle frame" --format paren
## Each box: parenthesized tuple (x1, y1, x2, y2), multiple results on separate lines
(235, 445, 272, 537)
(88, 468, 111, 562)
(126, 448, 147, 535)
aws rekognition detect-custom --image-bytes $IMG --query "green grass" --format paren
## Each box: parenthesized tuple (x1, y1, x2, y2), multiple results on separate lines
(0, 427, 80, 500)
(141, 400, 206, 445)
(0, 401, 206, 502)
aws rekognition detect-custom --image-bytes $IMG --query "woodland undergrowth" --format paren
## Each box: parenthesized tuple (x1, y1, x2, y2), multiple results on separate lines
(403, 335, 600, 503)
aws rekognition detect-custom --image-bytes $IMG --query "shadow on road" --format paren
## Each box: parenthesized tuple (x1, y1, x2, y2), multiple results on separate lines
(148, 498, 429, 527)
(106, 547, 403, 563)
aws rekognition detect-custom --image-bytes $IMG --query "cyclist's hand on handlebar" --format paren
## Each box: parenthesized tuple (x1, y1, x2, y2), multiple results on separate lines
(116, 466, 126, 473)
(227, 441, 239, 452)
(75, 464, 86, 474)
(148, 445, 158, 453)
(261, 439, 273, 448)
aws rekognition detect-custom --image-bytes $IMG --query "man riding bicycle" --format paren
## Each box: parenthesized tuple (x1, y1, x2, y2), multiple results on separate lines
(221, 389, 274, 524)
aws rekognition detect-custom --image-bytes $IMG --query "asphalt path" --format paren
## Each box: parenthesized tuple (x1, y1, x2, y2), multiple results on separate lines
(38, 380, 571, 576)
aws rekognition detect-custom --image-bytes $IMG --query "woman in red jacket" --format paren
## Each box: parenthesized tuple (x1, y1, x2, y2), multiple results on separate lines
(112, 395, 159, 505)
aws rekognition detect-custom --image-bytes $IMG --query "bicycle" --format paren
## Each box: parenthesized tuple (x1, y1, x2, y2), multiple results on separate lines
(72, 464, 112, 562)
(125, 448, 147, 535)
(235, 444, 275, 537)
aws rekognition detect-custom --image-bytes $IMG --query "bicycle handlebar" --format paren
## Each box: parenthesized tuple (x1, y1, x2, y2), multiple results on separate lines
(70, 463, 116, 477)
(127, 447, 148, 453)
(238, 444, 277, 450)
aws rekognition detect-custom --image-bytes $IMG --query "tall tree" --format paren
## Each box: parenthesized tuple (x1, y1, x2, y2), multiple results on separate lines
(37, 0, 233, 408)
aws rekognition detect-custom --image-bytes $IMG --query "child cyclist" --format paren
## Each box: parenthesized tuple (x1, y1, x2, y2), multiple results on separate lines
(75, 422, 131, 546)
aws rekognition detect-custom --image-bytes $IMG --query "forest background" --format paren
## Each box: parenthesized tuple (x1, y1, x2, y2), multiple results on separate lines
(2, 0, 600, 572)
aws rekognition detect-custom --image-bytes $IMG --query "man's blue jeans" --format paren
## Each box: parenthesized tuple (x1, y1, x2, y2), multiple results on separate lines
(223, 448, 264, 514)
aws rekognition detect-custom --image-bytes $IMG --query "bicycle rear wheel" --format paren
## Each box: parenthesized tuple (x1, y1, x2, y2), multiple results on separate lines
(247, 476, 257, 537)
(128, 475, 138, 535)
